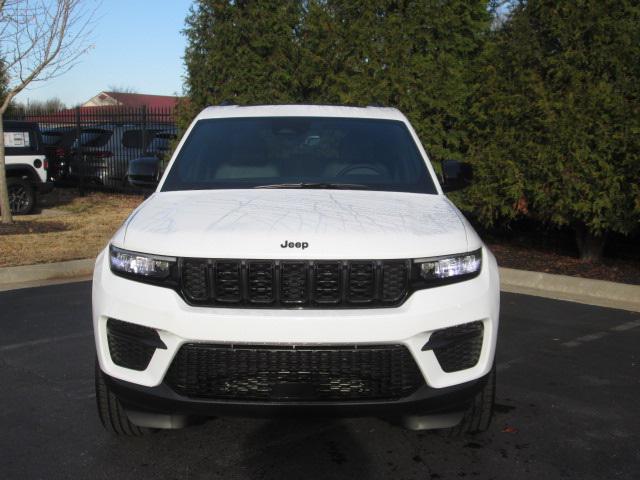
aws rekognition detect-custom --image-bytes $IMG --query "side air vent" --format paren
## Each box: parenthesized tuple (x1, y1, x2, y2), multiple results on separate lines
(422, 321, 484, 372)
(106, 318, 166, 371)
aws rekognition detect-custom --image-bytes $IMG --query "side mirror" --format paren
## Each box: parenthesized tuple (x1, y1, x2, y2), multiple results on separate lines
(127, 156, 161, 190)
(128, 175, 158, 189)
(441, 159, 473, 192)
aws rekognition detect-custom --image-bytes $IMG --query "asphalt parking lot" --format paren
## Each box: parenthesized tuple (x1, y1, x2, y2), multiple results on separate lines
(1, 281, 639, 479)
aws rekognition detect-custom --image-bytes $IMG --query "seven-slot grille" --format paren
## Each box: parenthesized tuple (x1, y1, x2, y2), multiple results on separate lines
(180, 259, 410, 308)
(164, 343, 425, 401)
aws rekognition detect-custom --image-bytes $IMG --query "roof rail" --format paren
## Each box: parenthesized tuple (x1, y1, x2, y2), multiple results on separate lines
(218, 99, 237, 107)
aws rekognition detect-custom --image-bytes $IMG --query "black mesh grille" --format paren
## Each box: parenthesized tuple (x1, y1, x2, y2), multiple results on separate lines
(165, 343, 425, 401)
(427, 321, 484, 372)
(281, 262, 308, 304)
(180, 259, 411, 308)
(182, 260, 208, 301)
(348, 262, 375, 303)
(313, 262, 341, 304)
(214, 261, 241, 302)
(382, 261, 409, 302)
(106, 319, 165, 371)
(248, 261, 274, 303)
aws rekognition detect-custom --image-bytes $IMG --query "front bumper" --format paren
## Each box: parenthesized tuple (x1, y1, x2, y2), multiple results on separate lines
(106, 368, 490, 420)
(92, 246, 500, 410)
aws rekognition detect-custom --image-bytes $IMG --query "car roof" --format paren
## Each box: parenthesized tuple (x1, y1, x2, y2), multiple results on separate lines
(77, 123, 173, 130)
(196, 104, 407, 122)
(42, 126, 76, 133)
(4, 120, 40, 130)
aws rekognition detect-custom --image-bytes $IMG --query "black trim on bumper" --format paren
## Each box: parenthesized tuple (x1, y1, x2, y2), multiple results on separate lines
(105, 370, 489, 419)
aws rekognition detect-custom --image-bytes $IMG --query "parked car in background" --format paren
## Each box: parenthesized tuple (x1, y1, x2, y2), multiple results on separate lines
(69, 124, 174, 187)
(41, 126, 77, 182)
(126, 129, 177, 188)
(3, 120, 52, 214)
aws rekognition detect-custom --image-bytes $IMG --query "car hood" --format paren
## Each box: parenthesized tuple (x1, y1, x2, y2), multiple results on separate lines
(119, 189, 471, 259)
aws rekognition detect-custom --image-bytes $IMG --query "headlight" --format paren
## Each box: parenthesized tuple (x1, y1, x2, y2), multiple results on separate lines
(413, 249, 482, 285)
(109, 245, 176, 280)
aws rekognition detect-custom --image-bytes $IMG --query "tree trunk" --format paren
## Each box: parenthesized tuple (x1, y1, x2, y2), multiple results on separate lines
(575, 224, 606, 262)
(0, 115, 14, 224)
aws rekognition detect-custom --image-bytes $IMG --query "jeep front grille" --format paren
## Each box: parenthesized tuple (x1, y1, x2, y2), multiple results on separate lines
(180, 259, 410, 308)
(164, 343, 425, 401)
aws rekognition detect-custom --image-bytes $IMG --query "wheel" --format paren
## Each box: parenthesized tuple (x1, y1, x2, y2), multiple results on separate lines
(446, 364, 496, 436)
(7, 177, 36, 215)
(95, 360, 151, 436)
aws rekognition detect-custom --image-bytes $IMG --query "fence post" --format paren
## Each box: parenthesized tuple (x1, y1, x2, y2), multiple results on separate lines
(75, 107, 85, 197)
(141, 104, 148, 151)
(139, 105, 148, 193)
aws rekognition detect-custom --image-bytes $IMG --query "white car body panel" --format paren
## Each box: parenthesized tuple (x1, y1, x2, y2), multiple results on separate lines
(6, 154, 47, 183)
(117, 189, 472, 259)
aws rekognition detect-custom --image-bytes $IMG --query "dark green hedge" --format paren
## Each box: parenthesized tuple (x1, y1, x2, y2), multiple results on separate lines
(181, 0, 640, 259)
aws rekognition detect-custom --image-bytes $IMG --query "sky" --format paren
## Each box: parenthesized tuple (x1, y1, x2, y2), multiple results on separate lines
(15, 0, 193, 107)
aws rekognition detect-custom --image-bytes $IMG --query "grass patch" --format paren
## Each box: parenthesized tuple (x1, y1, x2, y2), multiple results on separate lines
(0, 220, 69, 236)
(0, 189, 144, 268)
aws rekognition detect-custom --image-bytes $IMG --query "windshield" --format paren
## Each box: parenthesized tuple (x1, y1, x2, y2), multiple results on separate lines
(161, 117, 437, 194)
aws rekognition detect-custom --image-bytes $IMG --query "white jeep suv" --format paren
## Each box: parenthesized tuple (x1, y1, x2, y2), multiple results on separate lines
(93, 105, 500, 436)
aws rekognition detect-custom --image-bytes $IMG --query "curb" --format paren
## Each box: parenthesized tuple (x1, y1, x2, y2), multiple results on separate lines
(0, 258, 95, 291)
(0, 259, 639, 312)
(500, 267, 640, 313)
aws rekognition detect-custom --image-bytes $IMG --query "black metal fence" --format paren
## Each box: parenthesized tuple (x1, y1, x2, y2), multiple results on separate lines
(7, 106, 177, 192)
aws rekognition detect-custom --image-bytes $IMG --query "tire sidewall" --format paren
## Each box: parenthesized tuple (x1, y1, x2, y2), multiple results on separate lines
(7, 178, 36, 215)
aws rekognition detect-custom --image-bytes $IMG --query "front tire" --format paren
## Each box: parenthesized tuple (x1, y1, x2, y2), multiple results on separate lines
(95, 360, 151, 436)
(446, 365, 496, 436)
(7, 177, 36, 215)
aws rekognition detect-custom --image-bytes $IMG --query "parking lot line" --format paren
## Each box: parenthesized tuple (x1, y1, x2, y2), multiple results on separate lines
(0, 331, 93, 353)
(610, 319, 640, 332)
(562, 318, 640, 348)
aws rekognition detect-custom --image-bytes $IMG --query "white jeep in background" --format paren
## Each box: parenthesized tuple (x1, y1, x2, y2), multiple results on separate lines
(92, 104, 500, 436)
(4, 120, 52, 214)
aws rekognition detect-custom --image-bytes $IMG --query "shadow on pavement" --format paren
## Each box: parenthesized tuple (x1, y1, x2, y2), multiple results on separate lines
(239, 417, 372, 479)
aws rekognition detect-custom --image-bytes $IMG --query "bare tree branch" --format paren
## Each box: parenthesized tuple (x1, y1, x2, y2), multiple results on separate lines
(0, 0, 96, 223)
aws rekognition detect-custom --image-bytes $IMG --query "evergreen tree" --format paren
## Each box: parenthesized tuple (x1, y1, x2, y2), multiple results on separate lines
(182, 0, 303, 128)
(182, 0, 491, 165)
(300, 0, 491, 162)
(465, 0, 640, 260)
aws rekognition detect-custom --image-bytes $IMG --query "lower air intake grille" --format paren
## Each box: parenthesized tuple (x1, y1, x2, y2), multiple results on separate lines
(165, 343, 425, 401)
(106, 319, 165, 371)
(426, 321, 484, 372)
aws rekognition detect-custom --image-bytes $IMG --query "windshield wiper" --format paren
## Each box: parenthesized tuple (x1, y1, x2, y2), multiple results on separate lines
(254, 182, 369, 190)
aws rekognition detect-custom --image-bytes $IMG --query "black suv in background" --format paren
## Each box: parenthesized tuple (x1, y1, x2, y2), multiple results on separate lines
(127, 129, 177, 188)
(68, 124, 176, 187)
